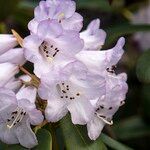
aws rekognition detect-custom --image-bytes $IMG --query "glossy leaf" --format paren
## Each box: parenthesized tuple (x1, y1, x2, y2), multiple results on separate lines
(105, 24, 150, 46)
(60, 115, 107, 150)
(33, 129, 52, 150)
(77, 0, 111, 12)
(113, 116, 150, 140)
(0, 0, 20, 20)
(101, 133, 133, 150)
(141, 85, 150, 122)
(136, 50, 150, 84)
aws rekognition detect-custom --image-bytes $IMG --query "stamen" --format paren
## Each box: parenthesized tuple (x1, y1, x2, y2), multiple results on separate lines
(7, 107, 26, 129)
(120, 100, 125, 106)
(58, 13, 65, 23)
(39, 41, 60, 61)
(59, 82, 81, 101)
(100, 105, 104, 109)
(109, 107, 112, 110)
(96, 112, 113, 125)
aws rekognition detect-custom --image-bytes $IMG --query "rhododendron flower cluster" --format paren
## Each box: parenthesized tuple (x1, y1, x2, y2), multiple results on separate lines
(0, 0, 128, 148)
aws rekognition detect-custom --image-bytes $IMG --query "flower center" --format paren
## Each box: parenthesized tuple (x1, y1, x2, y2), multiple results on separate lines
(58, 82, 81, 100)
(6, 107, 26, 129)
(58, 13, 65, 23)
(39, 41, 60, 62)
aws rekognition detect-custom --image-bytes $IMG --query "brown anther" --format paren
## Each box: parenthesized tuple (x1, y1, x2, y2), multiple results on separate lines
(100, 105, 104, 109)
(109, 107, 112, 110)
(76, 93, 80, 96)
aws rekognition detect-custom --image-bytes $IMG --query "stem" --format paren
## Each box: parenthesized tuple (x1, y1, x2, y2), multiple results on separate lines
(34, 120, 48, 133)
(19, 65, 40, 83)
(11, 29, 23, 47)
(19, 65, 32, 77)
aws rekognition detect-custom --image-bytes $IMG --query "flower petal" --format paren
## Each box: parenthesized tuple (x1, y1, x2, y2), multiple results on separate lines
(76, 37, 125, 74)
(80, 19, 106, 50)
(4, 78, 22, 92)
(56, 30, 84, 56)
(0, 34, 17, 55)
(16, 86, 37, 104)
(37, 20, 63, 39)
(0, 123, 19, 144)
(0, 48, 25, 65)
(16, 119, 38, 149)
(0, 63, 19, 87)
(28, 109, 44, 125)
(67, 98, 94, 125)
(28, 19, 39, 34)
(45, 99, 68, 122)
(87, 116, 105, 140)
(33, 59, 51, 78)
(61, 12, 83, 31)
(23, 35, 43, 63)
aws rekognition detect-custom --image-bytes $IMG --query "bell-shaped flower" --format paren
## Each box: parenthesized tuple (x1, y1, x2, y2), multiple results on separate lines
(87, 73, 128, 140)
(0, 63, 19, 87)
(38, 62, 104, 125)
(0, 86, 44, 148)
(28, 0, 83, 34)
(0, 34, 17, 55)
(0, 48, 26, 65)
(24, 20, 84, 78)
(76, 37, 125, 75)
(80, 19, 106, 51)
(0, 34, 25, 65)
(4, 75, 32, 93)
(0, 34, 26, 87)
(4, 77, 22, 93)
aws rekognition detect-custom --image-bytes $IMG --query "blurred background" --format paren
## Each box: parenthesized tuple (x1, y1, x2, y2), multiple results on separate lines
(0, 0, 150, 149)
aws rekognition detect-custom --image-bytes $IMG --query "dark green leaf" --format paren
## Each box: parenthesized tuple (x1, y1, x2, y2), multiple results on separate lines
(77, 0, 111, 12)
(136, 50, 150, 84)
(101, 133, 133, 150)
(18, 1, 37, 9)
(0, 141, 27, 150)
(141, 85, 150, 121)
(33, 129, 52, 150)
(105, 24, 150, 46)
(0, 0, 20, 20)
(113, 116, 150, 140)
(60, 115, 107, 150)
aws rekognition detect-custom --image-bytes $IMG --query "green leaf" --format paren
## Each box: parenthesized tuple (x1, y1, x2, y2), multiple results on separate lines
(136, 50, 150, 84)
(77, 0, 111, 12)
(141, 85, 150, 121)
(101, 133, 133, 150)
(113, 116, 150, 140)
(105, 24, 150, 46)
(0, 141, 27, 150)
(33, 129, 52, 150)
(18, 1, 37, 9)
(0, 0, 20, 20)
(60, 115, 107, 150)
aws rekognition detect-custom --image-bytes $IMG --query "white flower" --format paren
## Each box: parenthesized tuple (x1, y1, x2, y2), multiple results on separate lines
(0, 63, 19, 87)
(38, 62, 103, 125)
(0, 34, 17, 55)
(87, 73, 128, 140)
(80, 19, 106, 51)
(0, 86, 44, 148)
